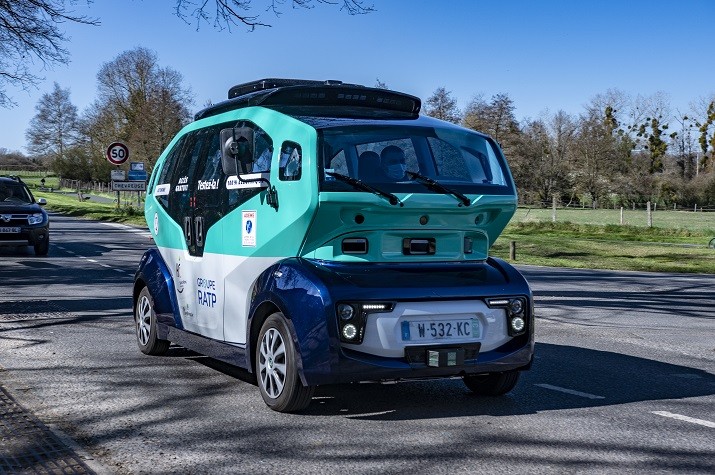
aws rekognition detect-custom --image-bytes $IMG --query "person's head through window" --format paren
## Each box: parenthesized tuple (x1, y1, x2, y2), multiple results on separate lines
(380, 145, 407, 181)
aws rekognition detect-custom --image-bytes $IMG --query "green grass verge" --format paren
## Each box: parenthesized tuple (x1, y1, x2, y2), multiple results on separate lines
(34, 189, 146, 227)
(493, 222, 715, 274)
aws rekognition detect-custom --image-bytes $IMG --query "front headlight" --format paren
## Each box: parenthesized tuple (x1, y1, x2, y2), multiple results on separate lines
(28, 213, 45, 225)
(335, 302, 394, 344)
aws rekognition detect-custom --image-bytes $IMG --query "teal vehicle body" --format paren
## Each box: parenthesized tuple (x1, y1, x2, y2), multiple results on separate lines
(133, 79, 533, 413)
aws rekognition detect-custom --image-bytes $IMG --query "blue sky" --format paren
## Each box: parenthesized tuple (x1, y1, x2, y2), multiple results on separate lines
(1, 0, 714, 153)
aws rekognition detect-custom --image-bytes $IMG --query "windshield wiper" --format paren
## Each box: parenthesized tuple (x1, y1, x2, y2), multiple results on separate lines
(325, 171, 403, 207)
(406, 171, 471, 207)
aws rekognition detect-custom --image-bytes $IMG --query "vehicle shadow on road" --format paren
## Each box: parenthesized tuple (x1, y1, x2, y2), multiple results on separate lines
(295, 342, 714, 420)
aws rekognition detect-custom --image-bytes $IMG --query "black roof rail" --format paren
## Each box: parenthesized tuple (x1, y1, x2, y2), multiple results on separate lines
(195, 78, 421, 121)
(228, 78, 346, 100)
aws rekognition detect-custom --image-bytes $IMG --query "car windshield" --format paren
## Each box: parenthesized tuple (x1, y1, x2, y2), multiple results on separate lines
(319, 125, 512, 196)
(0, 182, 33, 205)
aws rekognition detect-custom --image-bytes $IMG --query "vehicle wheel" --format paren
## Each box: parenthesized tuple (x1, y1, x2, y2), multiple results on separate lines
(135, 286, 170, 356)
(256, 313, 314, 413)
(34, 236, 49, 256)
(463, 371, 520, 396)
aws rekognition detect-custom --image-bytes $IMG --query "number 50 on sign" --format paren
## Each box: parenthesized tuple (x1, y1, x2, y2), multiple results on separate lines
(106, 142, 129, 165)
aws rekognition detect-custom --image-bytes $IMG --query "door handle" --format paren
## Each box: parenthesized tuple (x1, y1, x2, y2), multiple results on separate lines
(183, 216, 192, 245)
(195, 216, 204, 247)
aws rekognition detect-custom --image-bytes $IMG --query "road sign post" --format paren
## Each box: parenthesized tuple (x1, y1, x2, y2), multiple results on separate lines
(107, 142, 130, 208)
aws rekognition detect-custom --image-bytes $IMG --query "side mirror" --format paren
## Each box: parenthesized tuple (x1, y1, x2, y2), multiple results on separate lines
(220, 128, 238, 176)
(37, 198, 47, 206)
(220, 125, 255, 175)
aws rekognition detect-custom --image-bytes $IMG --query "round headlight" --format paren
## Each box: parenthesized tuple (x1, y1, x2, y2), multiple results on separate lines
(337, 304, 354, 321)
(508, 298, 524, 315)
(342, 323, 358, 340)
(510, 316, 525, 332)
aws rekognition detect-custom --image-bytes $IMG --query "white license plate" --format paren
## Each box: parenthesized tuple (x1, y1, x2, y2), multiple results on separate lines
(401, 318, 480, 341)
(0, 227, 20, 233)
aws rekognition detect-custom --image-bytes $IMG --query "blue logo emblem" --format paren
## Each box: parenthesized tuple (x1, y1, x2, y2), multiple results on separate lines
(245, 220, 253, 234)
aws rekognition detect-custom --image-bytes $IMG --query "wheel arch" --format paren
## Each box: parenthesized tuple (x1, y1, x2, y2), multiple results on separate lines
(245, 259, 336, 386)
(133, 248, 183, 331)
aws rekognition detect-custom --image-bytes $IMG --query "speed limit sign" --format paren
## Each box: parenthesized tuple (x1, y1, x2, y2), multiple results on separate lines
(106, 142, 129, 165)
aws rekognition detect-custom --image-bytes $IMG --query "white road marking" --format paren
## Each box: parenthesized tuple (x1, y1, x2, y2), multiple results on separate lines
(101, 221, 152, 238)
(652, 411, 715, 428)
(535, 383, 605, 399)
(55, 242, 130, 275)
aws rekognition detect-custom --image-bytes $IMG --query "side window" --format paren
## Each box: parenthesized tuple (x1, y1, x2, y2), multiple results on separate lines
(252, 129, 273, 172)
(154, 137, 185, 210)
(279, 141, 302, 181)
(169, 130, 206, 223)
(195, 126, 225, 232)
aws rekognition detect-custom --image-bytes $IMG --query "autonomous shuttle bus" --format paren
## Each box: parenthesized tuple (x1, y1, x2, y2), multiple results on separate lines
(133, 79, 533, 412)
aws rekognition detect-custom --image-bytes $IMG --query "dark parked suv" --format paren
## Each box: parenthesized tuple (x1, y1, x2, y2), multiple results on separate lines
(0, 176, 49, 255)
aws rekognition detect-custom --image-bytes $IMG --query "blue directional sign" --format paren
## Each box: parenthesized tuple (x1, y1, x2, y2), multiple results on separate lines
(128, 170, 148, 181)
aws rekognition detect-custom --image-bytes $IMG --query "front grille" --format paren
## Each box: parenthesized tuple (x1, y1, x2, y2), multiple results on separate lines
(0, 214, 29, 226)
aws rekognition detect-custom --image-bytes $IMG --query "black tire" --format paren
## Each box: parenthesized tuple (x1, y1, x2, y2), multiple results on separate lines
(34, 236, 49, 256)
(463, 370, 520, 396)
(256, 313, 314, 413)
(135, 286, 170, 355)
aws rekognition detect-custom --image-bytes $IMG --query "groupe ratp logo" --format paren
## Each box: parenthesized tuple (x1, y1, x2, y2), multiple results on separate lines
(245, 220, 253, 234)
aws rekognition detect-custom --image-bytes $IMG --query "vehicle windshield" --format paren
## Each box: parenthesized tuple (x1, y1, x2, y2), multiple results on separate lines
(0, 182, 33, 205)
(319, 125, 512, 196)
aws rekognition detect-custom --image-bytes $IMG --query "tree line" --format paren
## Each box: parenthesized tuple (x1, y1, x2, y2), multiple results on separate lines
(8, 51, 715, 210)
(424, 88, 715, 209)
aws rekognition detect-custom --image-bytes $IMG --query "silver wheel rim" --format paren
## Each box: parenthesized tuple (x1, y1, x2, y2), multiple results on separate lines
(136, 294, 152, 346)
(258, 328, 287, 399)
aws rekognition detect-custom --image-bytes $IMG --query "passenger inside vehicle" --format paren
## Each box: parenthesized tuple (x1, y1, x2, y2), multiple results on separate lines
(380, 145, 408, 181)
(358, 151, 382, 181)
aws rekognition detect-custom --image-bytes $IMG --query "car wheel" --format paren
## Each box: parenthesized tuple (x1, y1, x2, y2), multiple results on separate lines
(34, 236, 49, 256)
(135, 286, 170, 355)
(463, 370, 520, 396)
(256, 313, 314, 413)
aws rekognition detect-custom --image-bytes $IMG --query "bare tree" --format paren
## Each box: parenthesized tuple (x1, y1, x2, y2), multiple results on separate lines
(424, 87, 461, 124)
(463, 92, 521, 158)
(571, 110, 621, 207)
(25, 82, 79, 166)
(0, 0, 98, 107)
(175, 0, 374, 31)
(511, 112, 576, 205)
(84, 47, 192, 173)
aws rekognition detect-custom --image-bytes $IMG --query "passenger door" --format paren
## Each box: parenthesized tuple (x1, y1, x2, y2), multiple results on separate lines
(165, 128, 224, 339)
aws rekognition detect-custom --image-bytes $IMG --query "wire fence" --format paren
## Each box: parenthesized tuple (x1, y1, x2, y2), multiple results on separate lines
(515, 203, 715, 232)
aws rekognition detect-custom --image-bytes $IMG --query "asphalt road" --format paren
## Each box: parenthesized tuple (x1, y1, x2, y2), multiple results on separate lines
(0, 214, 713, 474)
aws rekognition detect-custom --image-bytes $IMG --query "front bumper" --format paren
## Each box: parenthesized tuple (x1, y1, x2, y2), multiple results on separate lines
(306, 337, 533, 385)
(0, 225, 49, 246)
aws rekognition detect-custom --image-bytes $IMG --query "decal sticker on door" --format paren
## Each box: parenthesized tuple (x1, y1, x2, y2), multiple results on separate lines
(242, 210, 257, 247)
